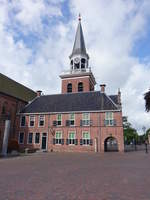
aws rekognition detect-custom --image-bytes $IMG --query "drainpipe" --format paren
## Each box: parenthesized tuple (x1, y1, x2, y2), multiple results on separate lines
(98, 112, 101, 152)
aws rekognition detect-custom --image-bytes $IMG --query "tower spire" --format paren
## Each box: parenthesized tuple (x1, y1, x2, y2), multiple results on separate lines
(69, 15, 89, 72)
(78, 13, 81, 21)
(70, 15, 88, 59)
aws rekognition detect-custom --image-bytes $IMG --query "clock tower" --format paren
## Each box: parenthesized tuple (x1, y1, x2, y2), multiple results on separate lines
(60, 15, 96, 94)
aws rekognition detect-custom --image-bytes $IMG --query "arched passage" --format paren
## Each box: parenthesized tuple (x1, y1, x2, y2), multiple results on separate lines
(104, 137, 118, 152)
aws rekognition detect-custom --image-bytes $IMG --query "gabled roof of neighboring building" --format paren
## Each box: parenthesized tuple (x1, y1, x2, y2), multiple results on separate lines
(20, 91, 119, 114)
(0, 73, 36, 102)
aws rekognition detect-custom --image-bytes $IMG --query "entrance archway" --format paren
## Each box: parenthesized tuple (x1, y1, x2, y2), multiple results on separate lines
(104, 137, 118, 152)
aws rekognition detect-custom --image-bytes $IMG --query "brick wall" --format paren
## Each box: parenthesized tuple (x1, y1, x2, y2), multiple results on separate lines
(0, 93, 26, 150)
(16, 111, 124, 153)
(61, 76, 94, 93)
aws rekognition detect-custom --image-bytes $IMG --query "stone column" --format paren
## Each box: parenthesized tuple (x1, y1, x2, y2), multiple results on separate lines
(2, 120, 11, 156)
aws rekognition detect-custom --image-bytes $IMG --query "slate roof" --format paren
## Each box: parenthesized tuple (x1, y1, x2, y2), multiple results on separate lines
(70, 20, 88, 58)
(0, 73, 36, 102)
(109, 95, 118, 105)
(20, 91, 119, 114)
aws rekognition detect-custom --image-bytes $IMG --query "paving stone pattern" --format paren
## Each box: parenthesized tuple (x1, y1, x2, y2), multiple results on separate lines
(0, 151, 150, 200)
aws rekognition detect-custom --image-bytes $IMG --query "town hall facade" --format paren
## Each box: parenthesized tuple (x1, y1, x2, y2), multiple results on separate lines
(15, 17, 124, 153)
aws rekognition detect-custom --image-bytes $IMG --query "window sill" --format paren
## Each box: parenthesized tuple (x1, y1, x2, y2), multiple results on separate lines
(105, 125, 116, 127)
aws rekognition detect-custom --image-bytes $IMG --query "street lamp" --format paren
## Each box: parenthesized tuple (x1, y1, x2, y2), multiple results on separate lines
(142, 126, 148, 153)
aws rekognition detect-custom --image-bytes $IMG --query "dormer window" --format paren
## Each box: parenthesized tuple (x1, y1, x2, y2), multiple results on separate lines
(78, 82, 83, 92)
(67, 83, 72, 93)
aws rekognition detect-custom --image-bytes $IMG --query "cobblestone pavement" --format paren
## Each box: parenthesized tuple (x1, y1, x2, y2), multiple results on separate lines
(0, 151, 150, 200)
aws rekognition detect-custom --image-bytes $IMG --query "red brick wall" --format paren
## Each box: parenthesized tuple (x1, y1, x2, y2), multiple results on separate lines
(61, 76, 94, 93)
(16, 111, 124, 153)
(0, 93, 26, 150)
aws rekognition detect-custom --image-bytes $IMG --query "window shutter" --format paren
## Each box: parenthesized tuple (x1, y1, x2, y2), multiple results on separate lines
(113, 119, 116, 126)
(104, 120, 106, 126)
(90, 120, 93, 126)
(90, 139, 93, 146)
(66, 120, 70, 126)
(61, 139, 64, 145)
(53, 121, 57, 126)
(80, 120, 82, 126)
(53, 138, 55, 145)
(66, 139, 69, 145)
(75, 139, 78, 145)
(80, 139, 83, 145)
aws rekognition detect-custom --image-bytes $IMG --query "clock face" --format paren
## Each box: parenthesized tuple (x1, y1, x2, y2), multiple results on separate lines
(74, 57, 80, 64)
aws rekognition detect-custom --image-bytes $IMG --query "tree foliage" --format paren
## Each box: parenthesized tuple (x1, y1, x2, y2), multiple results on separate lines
(144, 90, 150, 112)
(124, 122, 138, 144)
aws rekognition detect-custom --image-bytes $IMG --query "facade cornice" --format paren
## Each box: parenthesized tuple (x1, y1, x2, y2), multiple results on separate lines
(18, 109, 122, 116)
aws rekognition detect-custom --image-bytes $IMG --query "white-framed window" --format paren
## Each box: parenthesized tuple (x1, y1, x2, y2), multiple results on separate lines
(18, 132, 24, 144)
(20, 116, 26, 127)
(57, 114, 62, 126)
(29, 115, 35, 127)
(82, 113, 90, 126)
(55, 131, 62, 145)
(82, 131, 90, 145)
(38, 115, 45, 127)
(28, 132, 33, 144)
(69, 113, 75, 126)
(68, 132, 76, 145)
(105, 112, 114, 126)
(35, 133, 40, 144)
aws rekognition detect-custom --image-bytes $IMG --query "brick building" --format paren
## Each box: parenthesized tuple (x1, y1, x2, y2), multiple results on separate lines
(16, 17, 124, 153)
(0, 73, 36, 153)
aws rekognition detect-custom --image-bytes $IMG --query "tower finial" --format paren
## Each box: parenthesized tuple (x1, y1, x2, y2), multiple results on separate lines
(78, 13, 81, 21)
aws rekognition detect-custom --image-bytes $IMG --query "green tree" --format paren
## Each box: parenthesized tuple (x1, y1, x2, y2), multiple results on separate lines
(124, 123, 138, 144)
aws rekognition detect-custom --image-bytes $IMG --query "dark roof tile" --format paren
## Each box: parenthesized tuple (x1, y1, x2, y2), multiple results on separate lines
(21, 91, 119, 113)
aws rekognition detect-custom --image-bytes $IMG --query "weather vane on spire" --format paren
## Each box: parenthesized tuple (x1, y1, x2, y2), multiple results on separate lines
(78, 13, 81, 21)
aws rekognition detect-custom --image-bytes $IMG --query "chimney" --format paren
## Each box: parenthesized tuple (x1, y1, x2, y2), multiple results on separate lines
(118, 88, 121, 105)
(100, 84, 106, 93)
(36, 90, 42, 97)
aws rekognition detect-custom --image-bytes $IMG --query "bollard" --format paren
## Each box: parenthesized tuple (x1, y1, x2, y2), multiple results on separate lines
(2, 120, 11, 157)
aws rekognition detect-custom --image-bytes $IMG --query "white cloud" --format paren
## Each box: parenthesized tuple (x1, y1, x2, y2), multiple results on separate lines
(0, 0, 150, 133)
(69, 0, 150, 132)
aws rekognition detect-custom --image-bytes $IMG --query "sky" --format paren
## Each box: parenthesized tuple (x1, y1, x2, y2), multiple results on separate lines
(0, 0, 150, 133)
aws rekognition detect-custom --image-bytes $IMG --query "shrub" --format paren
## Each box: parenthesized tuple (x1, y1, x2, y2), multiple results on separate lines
(7, 139, 20, 153)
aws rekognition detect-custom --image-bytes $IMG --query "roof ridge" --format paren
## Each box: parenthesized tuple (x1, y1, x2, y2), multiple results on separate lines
(41, 90, 100, 97)
(19, 96, 39, 113)
(104, 93, 119, 109)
